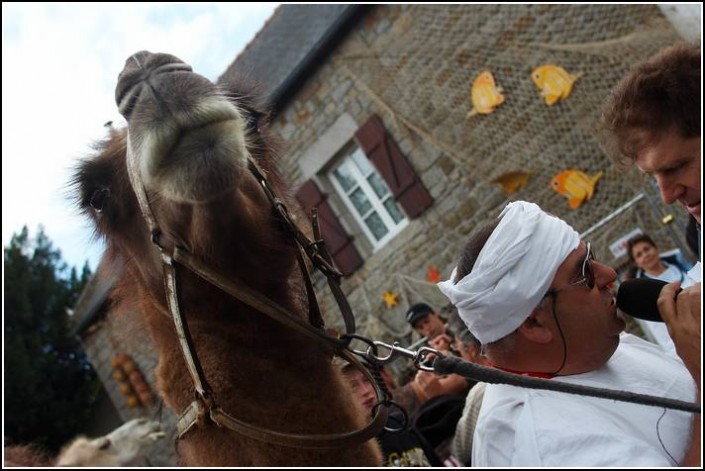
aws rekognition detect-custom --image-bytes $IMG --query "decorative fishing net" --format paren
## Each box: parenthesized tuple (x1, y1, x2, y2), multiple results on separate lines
(312, 5, 695, 344)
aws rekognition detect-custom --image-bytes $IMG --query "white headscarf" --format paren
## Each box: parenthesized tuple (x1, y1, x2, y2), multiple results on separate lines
(437, 201, 579, 344)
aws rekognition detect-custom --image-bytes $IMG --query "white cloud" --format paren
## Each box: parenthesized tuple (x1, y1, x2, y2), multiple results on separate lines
(2, 3, 278, 270)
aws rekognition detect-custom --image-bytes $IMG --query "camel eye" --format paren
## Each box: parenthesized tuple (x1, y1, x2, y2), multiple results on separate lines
(89, 188, 111, 213)
(243, 109, 264, 134)
(98, 438, 111, 450)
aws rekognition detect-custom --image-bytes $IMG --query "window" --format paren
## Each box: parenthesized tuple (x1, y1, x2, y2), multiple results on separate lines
(295, 113, 433, 276)
(329, 146, 408, 250)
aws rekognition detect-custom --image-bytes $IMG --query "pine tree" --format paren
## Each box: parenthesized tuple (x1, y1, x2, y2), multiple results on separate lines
(4, 226, 99, 452)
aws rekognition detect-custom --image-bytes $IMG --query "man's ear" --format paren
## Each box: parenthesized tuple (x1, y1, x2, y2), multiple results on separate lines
(467, 342, 488, 365)
(517, 303, 554, 344)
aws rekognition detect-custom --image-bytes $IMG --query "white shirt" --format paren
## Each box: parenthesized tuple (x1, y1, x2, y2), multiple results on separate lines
(684, 261, 701, 287)
(472, 333, 696, 467)
(643, 262, 686, 283)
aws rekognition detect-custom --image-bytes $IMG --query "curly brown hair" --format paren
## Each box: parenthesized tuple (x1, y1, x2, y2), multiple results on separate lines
(599, 42, 701, 168)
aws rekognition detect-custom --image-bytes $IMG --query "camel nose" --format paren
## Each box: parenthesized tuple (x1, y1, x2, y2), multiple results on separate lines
(115, 51, 193, 121)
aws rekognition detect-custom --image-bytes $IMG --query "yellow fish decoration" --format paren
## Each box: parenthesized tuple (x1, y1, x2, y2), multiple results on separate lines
(531, 64, 582, 106)
(491, 171, 532, 194)
(468, 70, 505, 117)
(551, 169, 603, 209)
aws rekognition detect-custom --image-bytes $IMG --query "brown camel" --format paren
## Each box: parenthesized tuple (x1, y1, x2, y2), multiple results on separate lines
(70, 51, 383, 466)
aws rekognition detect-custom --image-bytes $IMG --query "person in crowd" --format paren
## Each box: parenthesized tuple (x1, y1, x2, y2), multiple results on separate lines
(384, 303, 470, 464)
(405, 302, 449, 349)
(445, 314, 490, 467)
(625, 233, 693, 356)
(390, 303, 470, 418)
(600, 41, 700, 380)
(339, 361, 442, 467)
(438, 201, 699, 466)
(627, 233, 692, 283)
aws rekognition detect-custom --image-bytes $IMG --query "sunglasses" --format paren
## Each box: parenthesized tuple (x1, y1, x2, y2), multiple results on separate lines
(565, 242, 596, 290)
(547, 242, 596, 297)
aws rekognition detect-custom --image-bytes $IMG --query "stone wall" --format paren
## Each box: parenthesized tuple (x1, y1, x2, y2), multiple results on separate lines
(267, 4, 692, 352)
(81, 307, 178, 466)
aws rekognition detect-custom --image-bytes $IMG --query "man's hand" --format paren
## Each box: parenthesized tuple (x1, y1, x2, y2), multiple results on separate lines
(658, 281, 701, 384)
(429, 333, 453, 354)
(410, 370, 444, 402)
(410, 369, 469, 403)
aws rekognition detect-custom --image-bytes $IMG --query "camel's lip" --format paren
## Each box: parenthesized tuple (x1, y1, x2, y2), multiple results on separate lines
(175, 99, 242, 131)
(135, 99, 243, 178)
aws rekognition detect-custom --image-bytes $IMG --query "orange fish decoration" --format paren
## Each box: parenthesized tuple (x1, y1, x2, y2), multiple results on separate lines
(467, 70, 505, 117)
(491, 171, 532, 194)
(382, 291, 399, 308)
(531, 64, 582, 106)
(551, 169, 603, 209)
(427, 266, 441, 283)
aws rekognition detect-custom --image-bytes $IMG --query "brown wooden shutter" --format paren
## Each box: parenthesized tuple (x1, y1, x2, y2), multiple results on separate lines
(295, 180, 363, 276)
(354, 114, 433, 219)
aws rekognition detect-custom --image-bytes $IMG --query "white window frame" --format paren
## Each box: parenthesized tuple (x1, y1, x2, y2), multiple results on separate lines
(328, 147, 409, 251)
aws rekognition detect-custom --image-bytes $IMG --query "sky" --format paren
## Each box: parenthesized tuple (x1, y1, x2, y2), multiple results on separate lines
(2, 3, 279, 272)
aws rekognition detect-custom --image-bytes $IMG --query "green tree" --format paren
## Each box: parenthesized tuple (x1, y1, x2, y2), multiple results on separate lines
(4, 226, 98, 452)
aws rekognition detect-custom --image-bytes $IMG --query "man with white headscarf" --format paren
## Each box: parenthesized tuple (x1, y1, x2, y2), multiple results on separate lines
(438, 201, 700, 466)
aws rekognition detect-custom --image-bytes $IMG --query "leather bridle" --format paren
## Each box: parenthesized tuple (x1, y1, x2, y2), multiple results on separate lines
(124, 135, 392, 449)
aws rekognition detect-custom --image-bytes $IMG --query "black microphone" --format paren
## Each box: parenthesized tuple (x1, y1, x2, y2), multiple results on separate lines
(616, 278, 682, 322)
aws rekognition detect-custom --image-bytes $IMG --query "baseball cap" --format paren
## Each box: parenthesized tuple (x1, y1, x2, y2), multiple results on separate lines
(405, 302, 434, 326)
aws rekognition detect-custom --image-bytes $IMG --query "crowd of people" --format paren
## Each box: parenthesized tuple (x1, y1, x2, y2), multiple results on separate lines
(338, 41, 700, 467)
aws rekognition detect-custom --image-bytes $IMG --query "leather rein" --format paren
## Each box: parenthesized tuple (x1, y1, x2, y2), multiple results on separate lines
(125, 136, 390, 449)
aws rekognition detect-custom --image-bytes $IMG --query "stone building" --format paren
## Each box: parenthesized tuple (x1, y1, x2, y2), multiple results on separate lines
(220, 3, 697, 347)
(72, 4, 699, 465)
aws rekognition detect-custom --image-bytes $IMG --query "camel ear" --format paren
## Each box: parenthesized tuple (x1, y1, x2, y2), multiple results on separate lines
(517, 305, 554, 344)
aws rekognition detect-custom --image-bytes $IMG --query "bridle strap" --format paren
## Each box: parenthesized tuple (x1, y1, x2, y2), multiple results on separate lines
(177, 348, 388, 449)
(294, 241, 325, 329)
(125, 139, 389, 448)
(125, 134, 158, 236)
(170, 246, 390, 447)
(162, 252, 212, 400)
(172, 246, 344, 351)
(310, 209, 356, 336)
(126, 136, 215, 401)
(247, 159, 358, 338)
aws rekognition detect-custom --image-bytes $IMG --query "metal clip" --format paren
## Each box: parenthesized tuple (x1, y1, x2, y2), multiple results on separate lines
(363, 341, 440, 372)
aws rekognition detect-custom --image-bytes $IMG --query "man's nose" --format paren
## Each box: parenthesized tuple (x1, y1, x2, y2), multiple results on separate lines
(595, 261, 617, 288)
(654, 175, 683, 205)
(361, 386, 375, 401)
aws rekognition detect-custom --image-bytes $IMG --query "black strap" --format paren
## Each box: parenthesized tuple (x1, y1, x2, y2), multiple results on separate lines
(433, 355, 700, 413)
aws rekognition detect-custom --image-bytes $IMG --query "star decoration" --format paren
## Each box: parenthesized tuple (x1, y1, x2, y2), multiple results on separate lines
(427, 266, 441, 283)
(382, 291, 399, 308)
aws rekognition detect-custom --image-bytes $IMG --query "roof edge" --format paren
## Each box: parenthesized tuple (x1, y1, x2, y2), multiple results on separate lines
(268, 4, 373, 116)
